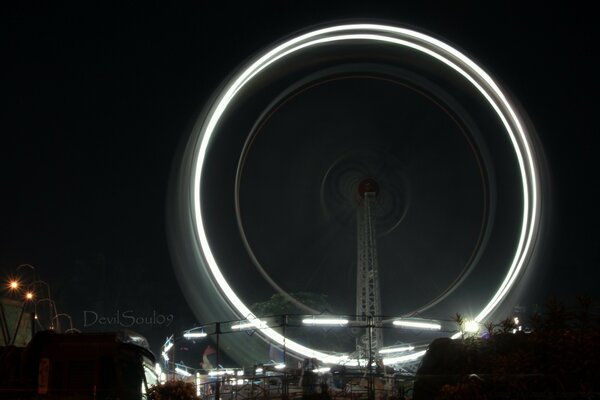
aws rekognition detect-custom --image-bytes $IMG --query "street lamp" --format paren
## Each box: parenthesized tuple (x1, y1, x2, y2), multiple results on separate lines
(9, 284, 35, 346)
(35, 298, 59, 330)
(10, 265, 59, 332)
(51, 313, 75, 333)
(183, 330, 207, 339)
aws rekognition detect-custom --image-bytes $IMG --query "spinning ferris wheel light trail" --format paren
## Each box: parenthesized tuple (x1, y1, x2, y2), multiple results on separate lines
(169, 22, 543, 367)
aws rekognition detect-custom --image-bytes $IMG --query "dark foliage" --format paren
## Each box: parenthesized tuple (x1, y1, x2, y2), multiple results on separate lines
(414, 297, 600, 399)
(147, 380, 200, 400)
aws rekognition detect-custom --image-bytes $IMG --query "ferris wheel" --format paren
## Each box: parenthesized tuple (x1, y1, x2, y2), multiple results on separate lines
(168, 23, 543, 367)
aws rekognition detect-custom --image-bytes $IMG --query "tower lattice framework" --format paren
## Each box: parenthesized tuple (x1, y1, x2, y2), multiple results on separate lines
(356, 190, 383, 359)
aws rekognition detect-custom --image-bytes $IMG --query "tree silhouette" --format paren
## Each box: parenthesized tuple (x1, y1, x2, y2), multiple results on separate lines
(414, 296, 600, 399)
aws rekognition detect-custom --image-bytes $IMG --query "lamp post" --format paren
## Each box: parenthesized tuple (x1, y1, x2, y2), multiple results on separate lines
(35, 298, 59, 330)
(9, 289, 34, 345)
(11, 265, 59, 334)
(51, 313, 76, 333)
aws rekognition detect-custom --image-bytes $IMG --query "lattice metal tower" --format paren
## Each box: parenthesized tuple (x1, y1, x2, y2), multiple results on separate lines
(356, 178, 383, 360)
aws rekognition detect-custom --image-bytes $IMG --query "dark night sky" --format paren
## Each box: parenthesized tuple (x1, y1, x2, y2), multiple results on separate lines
(2, 3, 599, 357)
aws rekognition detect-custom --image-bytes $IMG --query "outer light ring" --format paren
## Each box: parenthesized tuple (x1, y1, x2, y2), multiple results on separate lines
(188, 24, 540, 363)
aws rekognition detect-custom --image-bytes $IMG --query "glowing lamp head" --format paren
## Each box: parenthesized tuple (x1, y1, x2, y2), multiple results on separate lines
(9, 280, 19, 290)
(25, 292, 34, 300)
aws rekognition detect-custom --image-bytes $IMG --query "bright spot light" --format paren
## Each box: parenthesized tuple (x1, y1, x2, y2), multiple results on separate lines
(9, 280, 19, 290)
(255, 368, 263, 374)
(161, 351, 169, 361)
(163, 341, 174, 352)
(514, 317, 519, 325)
(274, 363, 286, 370)
(315, 367, 331, 373)
(464, 320, 480, 333)
(302, 318, 349, 326)
(25, 292, 34, 300)
(184, 331, 207, 339)
(393, 319, 441, 330)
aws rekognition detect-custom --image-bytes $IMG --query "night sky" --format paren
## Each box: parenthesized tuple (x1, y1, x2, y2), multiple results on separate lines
(2, 3, 599, 360)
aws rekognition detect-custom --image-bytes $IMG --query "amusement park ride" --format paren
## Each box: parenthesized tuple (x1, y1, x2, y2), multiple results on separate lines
(166, 22, 543, 396)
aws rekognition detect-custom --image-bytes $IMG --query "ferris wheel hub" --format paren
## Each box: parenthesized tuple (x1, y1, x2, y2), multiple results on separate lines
(358, 177, 380, 198)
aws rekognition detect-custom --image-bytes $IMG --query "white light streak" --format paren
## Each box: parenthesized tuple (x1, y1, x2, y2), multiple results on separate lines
(231, 320, 268, 330)
(163, 341, 174, 352)
(302, 318, 349, 326)
(208, 369, 235, 376)
(161, 352, 169, 361)
(184, 331, 207, 338)
(393, 319, 442, 330)
(196, 373, 201, 397)
(189, 23, 541, 364)
(175, 367, 192, 377)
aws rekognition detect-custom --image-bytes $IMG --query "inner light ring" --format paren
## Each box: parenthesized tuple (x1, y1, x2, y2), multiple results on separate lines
(189, 23, 540, 363)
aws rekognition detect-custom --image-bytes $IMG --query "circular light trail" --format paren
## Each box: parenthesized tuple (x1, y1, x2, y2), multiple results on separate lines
(187, 23, 541, 363)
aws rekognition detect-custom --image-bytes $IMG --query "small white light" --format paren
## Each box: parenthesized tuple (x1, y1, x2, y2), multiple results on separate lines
(161, 352, 169, 361)
(184, 331, 207, 338)
(175, 367, 192, 377)
(315, 367, 331, 373)
(231, 320, 268, 330)
(393, 319, 441, 330)
(155, 363, 162, 376)
(163, 341, 174, 352)
(255, 367, 263, 374)
(208, 369, 234, 376)
(302, 318, 349, 326)
(274, 363, 286, 370)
